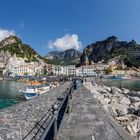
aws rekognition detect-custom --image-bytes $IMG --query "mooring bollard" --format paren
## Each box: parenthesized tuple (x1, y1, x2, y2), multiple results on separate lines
(52, 104, 58, 140)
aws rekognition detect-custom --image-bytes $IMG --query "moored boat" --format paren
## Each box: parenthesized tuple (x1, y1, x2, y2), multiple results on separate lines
(110, 75, 122, 80)
(21, 85, 39, 99)
(20, 81, 51, 99)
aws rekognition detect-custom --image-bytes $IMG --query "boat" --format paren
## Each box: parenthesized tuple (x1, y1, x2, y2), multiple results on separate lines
(121, 75, 132, 80)
(22, 85, 39, 99)
(110, 75, 123, 80)
(20, 81, 51, 99)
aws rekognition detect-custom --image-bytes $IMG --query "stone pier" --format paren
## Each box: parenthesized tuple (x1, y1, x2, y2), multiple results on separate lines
(57, 82, 137, 140)
(0, 82, 71, 140)
(0, 80, 138, 140)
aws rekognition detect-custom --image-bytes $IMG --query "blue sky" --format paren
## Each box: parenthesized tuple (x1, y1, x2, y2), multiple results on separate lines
(0, 0, 140, 55)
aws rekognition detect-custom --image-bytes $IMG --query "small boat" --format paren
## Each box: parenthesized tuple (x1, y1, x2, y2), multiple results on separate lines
(21, 85, 39, 99)
(20, 81, 51, 99)
(121, 75, 132, 80)
(110, 75, 122, 80)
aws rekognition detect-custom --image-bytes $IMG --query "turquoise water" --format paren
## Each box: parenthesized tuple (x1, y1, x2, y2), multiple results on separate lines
(0, 80, 26, 109)
(103, 79, 140, 91)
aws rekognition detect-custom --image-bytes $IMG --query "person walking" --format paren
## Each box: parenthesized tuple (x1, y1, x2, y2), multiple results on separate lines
(85, 78, 87, 83)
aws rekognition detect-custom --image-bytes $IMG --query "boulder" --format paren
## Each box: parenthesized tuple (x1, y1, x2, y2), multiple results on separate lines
(129, 96, 140, 103)
(120, 96, 131, 105)
(116, 115, 140, 136)
(121, 88, 130, 94)
(111, 86, 122, 94)
(138, 105, 140, 117)
(85, 82, 140, 138)
(103, 86, 112, 92)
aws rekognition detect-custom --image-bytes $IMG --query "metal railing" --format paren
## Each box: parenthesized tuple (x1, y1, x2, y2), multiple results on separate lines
(23, 83, 73, 140)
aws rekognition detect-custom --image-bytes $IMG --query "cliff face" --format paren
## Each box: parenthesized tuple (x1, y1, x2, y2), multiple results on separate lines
(80, 36, 140, 67)
(0, 36, 44, 63)
(46, 48, 81, 60)
(0, 36, 45, 75)
(46, 48, 81, 65)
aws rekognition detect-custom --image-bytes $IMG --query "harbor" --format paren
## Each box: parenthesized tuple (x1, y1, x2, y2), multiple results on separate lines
(0, 77, 67, 109)
(0, 79, 139, 140)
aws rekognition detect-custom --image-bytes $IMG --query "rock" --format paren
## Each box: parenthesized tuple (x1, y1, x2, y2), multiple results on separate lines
(85, 82, 140, 138)
(107, 106, 118, 117)
(79, 36, 140, 68)
(111, 86, 122, 94)
(120, 96, 131, 105)
(138, 105, 140, 117)
(128, 96, 140, 102)
(102, 97, 111, 104)
(116, 115, 140, 136)
(103, 86, 112, 92)
(136, 91, 140, 95)
(112, 103, 129, 116)
(46, 48, 81, 60)
(126, 124, 135, 135)
(92, 82, 98, 86)
(121, 88, 130, 94)
(0, 35, 45, 76)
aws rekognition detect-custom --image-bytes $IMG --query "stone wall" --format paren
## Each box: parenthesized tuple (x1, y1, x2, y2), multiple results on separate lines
(0, 82, 71, 140)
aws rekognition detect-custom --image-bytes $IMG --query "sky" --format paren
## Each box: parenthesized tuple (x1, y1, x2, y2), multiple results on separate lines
(0, 0, 140, 56)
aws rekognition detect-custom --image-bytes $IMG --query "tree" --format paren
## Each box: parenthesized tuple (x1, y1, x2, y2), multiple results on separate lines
(104, 68, 112, 74)
(43, 65, 48, 75)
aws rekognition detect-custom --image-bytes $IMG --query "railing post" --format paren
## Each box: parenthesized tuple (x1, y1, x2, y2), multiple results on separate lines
(52, 104, 58, 140)
(66, 89, 72, 114)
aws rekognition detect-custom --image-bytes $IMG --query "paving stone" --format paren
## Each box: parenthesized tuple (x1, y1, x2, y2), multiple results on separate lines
(57, 82, 137, 140)
(0, 82, 71, 140)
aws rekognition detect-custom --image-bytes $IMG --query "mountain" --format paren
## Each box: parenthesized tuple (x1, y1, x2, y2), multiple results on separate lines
(80, 36, 140, 68)
(46, 51, 60, 59)
(0, 36, 45, 75)
(0, 36, 43, 63)
(45, 48, 81, 65)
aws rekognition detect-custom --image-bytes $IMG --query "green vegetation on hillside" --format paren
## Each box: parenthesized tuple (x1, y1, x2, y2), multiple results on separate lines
(0, 35, 45, 63)
(80, 36, 140, 68)
(45, 58, 79, 66)
(0, 43, 43, 62)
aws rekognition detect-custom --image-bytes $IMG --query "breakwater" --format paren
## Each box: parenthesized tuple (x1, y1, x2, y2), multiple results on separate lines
(0, 82, 71, 140)
(85, 79, 140, 139)
(57, 82, 136, 140)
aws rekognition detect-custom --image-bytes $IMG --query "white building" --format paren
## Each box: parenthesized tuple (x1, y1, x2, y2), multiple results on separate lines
(76, 66, 96, 76)
(53, 65, 62, 76)
(67, 65, 76, 76)
(10, 64, 44, 77)
(53, 65, 76, 76)
(11, 65, 34, 76)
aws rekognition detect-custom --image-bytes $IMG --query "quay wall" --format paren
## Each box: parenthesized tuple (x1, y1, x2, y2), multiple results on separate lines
(0, 82, 71, 140)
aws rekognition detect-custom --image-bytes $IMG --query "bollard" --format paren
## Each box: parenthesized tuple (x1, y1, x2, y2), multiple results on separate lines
(52, 104, 58, 140)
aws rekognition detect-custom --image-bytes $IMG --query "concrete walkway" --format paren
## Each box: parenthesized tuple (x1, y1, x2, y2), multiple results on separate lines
(57, 83, 137, 140)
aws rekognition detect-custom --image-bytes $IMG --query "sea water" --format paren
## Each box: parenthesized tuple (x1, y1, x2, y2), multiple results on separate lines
(103, 79, 140, 91)
(0, 80, 25, 109)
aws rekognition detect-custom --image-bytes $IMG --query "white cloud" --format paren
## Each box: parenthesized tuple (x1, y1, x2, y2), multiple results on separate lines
(0, 29, 15, 41)
(48, 34, 82, 51)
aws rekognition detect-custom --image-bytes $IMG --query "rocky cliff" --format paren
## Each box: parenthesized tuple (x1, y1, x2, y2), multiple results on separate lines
(46, 48, 81, 65)
(0, 36, 44, 75)
(80, 36, 140, 67)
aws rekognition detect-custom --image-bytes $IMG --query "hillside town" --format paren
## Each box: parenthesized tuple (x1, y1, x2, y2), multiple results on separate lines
(1, 56, 140, 78)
